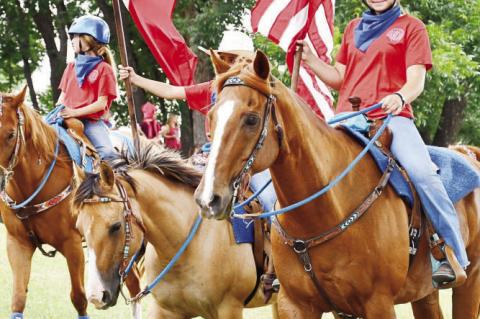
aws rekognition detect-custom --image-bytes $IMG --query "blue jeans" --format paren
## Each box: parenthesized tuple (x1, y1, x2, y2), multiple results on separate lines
(389, 116, 468, 268)
(250, 170, 277, 213)
(82, 119, 117, 160)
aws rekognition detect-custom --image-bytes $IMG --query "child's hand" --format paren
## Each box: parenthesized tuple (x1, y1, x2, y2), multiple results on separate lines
(118, 65, 138, 83)
(60, 107, 79, 118)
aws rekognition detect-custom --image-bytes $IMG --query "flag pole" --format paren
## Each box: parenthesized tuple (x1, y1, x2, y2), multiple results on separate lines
(112, 0, 140, 152)
(291, 43, 303, 91)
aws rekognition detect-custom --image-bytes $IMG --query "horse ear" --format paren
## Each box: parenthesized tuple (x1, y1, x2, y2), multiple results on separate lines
(4, 85, 28, 108)
(210, 49, 231, 75)
(99, 161, 115, 190)
(253, 50, 270, 80)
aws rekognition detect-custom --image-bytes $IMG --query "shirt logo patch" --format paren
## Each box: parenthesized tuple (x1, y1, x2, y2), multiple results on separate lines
(88, 70, 99, 83)
(386, 28, 405, 43)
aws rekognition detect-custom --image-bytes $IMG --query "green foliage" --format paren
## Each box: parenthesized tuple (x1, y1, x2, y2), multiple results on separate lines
(1, 0, 479, 145)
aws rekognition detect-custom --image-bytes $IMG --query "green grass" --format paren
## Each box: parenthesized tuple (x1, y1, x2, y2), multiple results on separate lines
(0, 224, 453, 318)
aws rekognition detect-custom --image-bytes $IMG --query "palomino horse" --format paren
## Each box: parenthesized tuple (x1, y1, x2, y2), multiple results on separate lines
(73, 142, 278, 319)
(194, 51, 480, 318)
(0, 88, 142, 318)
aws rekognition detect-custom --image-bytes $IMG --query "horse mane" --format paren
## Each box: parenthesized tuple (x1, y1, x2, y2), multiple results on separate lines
(17, 101, 57, 160)
(74, 140, 202, 206)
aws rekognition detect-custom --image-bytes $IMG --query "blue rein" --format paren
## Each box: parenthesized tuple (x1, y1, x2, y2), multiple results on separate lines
(123, 215, 203, 303)
(233, 103, 382, 212)
(10, 124, 61, 210)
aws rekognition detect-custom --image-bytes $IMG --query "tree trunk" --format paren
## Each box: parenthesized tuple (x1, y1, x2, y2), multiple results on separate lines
(29, 0, 66, 103)
(13, 0, 39, 109)
(21, 56, 39, 110)
(432, 96, 467, 147)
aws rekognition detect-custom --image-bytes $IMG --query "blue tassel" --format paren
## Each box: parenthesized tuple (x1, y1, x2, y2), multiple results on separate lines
(11, 313, 23, 319)
(78, 316, 90, 319)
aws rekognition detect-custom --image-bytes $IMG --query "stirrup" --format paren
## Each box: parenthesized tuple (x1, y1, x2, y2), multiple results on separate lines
(431, 245, 466, 289)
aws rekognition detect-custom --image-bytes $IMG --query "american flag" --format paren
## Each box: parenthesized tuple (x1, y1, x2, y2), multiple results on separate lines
(251, 0, 335, 120)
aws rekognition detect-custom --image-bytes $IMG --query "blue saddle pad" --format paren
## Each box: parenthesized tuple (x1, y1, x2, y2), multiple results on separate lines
(44, 106, 96, 173)
(232, 206, 255, 244)
(341, 125, 480, 207)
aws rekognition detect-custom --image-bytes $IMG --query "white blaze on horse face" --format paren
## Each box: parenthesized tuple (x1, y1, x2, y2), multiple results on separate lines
(131, 301, 142, 319)
(86, 247, 107, 308)
(200, 100, 236, 210)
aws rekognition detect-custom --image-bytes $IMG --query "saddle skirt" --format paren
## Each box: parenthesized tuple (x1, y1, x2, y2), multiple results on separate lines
(44, 106, 97, 173)
(341, 125, 480, 207)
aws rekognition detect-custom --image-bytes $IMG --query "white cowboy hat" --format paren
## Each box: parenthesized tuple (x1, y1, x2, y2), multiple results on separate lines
(198, 30, 254, 57)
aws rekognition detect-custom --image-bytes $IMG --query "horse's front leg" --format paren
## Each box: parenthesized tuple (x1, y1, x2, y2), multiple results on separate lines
(62, 237, 88, 318)
(7, 233, 35, 319)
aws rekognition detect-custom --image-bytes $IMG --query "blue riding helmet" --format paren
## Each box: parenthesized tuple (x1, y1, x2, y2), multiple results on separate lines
(68, 15, 110, 44)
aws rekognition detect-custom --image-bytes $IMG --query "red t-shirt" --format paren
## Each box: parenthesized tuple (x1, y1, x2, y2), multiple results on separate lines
(59, 61, 117, 120)
(336, 14, 432, 119)
(184, 81, 213, 115)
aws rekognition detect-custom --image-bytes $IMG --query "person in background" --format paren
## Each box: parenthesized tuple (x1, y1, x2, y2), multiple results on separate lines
(160, 113, 181, 151)
(57, 15, 117, 160)
(140, 102, 162, 140)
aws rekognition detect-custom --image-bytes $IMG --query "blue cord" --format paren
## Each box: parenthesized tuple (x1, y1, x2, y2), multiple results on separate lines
(235, 114, 393, 219)
(142, 216, 202, 294)
(233, 103, 383, 211)
(11, 124, 61, 209)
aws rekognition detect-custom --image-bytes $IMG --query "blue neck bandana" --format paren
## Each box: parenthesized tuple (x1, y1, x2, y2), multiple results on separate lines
(74, 54, 103, 87)
(354, 5, 401, 52)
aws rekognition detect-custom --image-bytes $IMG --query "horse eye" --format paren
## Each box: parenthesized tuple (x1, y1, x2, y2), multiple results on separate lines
(244, 114, 259, 127)
(7, 131, 16, 141)
(109, 222, 122, 235)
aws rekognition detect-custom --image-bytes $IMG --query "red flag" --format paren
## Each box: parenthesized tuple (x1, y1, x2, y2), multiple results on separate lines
(251, 0, 335, 120)
(124, 0, 197, 86)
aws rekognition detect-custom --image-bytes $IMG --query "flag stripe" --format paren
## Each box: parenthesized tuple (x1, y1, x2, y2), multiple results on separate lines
(278, 4, 310, 50)
(251, 0, 335, 120)
(256, 0, 290, 35)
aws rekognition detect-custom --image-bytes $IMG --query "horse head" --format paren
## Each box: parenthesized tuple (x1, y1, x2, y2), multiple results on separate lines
(194, 50, 283, 220)
(74, 162, 144, 309)
(0, 86, 27, 193)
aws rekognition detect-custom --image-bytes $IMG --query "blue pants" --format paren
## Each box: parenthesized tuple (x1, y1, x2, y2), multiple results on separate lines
(389, 117, 468, 268)
(250, 170, 277, 212)
(82, 119, 117, 160)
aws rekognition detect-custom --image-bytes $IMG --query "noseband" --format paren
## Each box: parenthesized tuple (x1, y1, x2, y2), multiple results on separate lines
(0, 96, 25, 191)
(221, 76, 283, 206)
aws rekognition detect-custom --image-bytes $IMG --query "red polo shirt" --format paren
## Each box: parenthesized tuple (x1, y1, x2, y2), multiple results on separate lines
(336, 14, 432, 119)
(184, 81, 213, 115)
(59, 61, 117, 120)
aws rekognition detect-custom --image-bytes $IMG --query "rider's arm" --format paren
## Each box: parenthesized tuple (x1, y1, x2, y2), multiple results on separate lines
(381, 64, 426, 115)
(119, 65, 186, 100)
(60, 96, 108, 118)
(298, 40, 345, 90)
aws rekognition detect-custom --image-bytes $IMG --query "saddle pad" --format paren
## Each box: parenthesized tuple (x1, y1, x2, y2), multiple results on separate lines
(44, 106, 96, 173)
(341, 125, 480, 207)
(232, 205, 255, 244)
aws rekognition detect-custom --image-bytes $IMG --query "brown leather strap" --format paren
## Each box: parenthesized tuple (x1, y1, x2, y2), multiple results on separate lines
(273, 157, 395, 249)
(21, 219, 57, 257)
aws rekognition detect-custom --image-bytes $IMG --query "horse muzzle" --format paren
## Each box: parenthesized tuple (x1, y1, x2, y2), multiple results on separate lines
(194, 189, 232, 220)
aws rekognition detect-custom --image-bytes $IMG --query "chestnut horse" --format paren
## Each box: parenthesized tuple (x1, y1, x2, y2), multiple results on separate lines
(0, 88, 142, 318)
(194, 51, 480, 318)
(73, 142, 278, 319)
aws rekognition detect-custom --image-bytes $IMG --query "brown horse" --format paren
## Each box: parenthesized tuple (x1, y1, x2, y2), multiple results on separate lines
(0, 88, 142, 318)
(193, 51, 480, 318)
(449, 145, 480, 163)
(73, 142, 278, 319)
